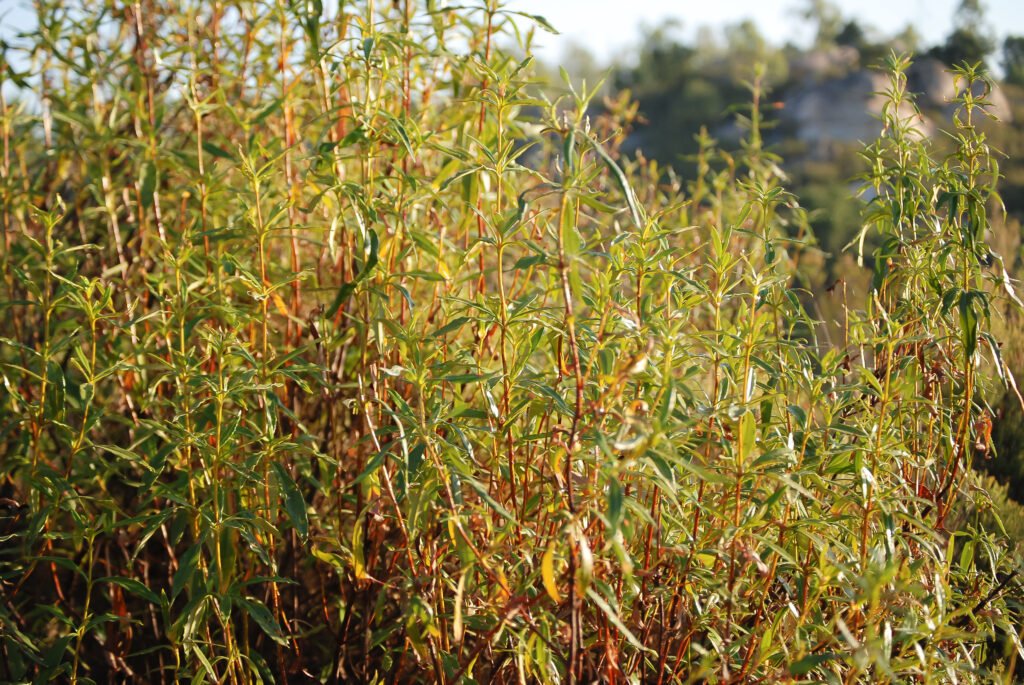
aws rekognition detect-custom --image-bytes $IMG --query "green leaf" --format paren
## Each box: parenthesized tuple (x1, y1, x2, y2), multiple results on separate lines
(239, 596, 289, 646)
(272, 462, 308, 540)
(561, 198, 581, 255)
(588, 134, 644, 227)
(172, 545, 202, 600)
(192, 643, 218, 682)
(585, 587, 652, 653)
(326, 281, 357, 317)
(512, 254, 546, 271)
(789, 653, 837, 676)
(326, 229, 379, 317)
(252, 96, 283, 125)
(960, 290, 979, 356)
(503, 11, 559, 35)
(42, 635, 73, 670)
(431, 316, 472, 339)
(139, 161, 157, 209)
(465, 477, 519, 528)
(606, 476, 624, 533)
(101, 576, 160, 605)
(201, 141, 233, 160)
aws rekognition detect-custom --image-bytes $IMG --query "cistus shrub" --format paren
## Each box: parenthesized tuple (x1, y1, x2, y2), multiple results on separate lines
(0, 2, 1022, 683)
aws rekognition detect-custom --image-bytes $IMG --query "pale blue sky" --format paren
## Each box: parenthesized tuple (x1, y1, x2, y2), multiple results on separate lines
(512, 0, 1024, 64)
(2, 0, 1023, 66)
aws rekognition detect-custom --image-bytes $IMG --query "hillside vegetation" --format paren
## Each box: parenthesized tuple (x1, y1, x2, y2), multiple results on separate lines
(1, 2, 1022, 683)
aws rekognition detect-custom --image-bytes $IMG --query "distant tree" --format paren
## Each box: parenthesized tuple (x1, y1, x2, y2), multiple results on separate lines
(931, 27, 995, 67)
(929, 0, 995, 67)
(694, 25, 718, 57)
(834, 19, 888, 67)
(835, 20, 866, 49)
(722, 20, 789, 85)
(1004, 36, 1024, 86)
(613, 23, 746, 166)
(891, 24, 921, 54)
(799, 0, 843, 48)
(954, 0, 987, 32)
(616, 20, 693, 93)
(724, 19, 766, 54)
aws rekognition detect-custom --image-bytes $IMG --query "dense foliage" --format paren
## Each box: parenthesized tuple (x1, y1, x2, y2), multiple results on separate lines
(599, 3, 1024, 521)
(1, 1, 1022, 683)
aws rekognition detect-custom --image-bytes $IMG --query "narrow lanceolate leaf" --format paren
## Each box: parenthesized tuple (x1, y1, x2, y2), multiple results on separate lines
(139, 161, 157, 209)
(588, 133, 644, 228)
(101, 576, 160, 605)
(326, 228, 379, 317)
(504, 11, 559, 34)
(172, 545, 202, 600)
(465, 477, 518, 528)
(238, 596, 289, 646)
(606, 476, 624, 533)
(995, 252, 1024, 308)
(789, 653, 837, 676)
(351, 515, 367, 580)
(542, 543, 561, 603)
(739, 411, 756, 463)
(586, 588, 652, 654)
(272, 462, 308, 539)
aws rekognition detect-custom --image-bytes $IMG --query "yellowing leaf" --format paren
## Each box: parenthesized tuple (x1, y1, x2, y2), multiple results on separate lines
(352, 518, 367, 580)
(542, 543, 561, 603)
(496, 568, 510, 599)
(271, 291, 290, 318)
(437, 259, 451, 281)
(695, 553, 717, 569)
(576, 531, 594, 594)
(739, 410, 756, 463)
(311, 546, 345, 572)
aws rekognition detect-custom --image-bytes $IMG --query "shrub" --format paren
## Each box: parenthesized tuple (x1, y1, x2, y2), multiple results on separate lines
(0, 2, 1021, 683)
